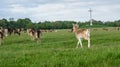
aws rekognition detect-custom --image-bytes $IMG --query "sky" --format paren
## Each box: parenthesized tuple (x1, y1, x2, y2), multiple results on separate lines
(0, 0, 120, 22)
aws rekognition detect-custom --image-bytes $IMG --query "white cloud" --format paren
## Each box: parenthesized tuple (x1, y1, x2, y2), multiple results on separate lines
(9, 4, 27, 13)
(0, 0, 120, 22)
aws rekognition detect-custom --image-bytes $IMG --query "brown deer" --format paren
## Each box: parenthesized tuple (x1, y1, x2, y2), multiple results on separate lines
(72, 24, 90, 48)
(103, 28, 109, 31)
(0, 30, 4, 45)
(27, 29, 42, 43)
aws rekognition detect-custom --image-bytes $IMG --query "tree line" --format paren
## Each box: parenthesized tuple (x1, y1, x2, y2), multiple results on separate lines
(0, 18, 120, 29)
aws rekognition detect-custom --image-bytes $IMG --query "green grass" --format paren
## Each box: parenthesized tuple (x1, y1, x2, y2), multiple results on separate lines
(0, 28, 120, 67)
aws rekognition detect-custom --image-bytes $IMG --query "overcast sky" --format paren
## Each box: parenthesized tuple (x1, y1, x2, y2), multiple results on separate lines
(0, 0, 120, 22)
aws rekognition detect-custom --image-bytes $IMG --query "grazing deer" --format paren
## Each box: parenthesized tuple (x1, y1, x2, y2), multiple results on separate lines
(117, 26, 120, 30)
(93, 28, 98, 31)
(0, 30, 4, 45)
(72, 24, 90, 48)
(27, 29, 42, 43)
(103, 28, 109, 31)
(13, 28, 21, 36)
(27, 29, 35, 40)
(35, 30, 41, 43)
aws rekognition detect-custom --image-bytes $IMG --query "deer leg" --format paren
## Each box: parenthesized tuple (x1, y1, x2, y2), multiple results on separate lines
(88, 38, 90, 48)
(76, 41, 79, 48)
(79, 39, 83, 48)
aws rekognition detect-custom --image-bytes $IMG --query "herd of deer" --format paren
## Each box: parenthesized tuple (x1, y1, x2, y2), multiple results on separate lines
(0, 24, 91, 48)
(1, 24, 120, 48)
(0, 28, 42, 45)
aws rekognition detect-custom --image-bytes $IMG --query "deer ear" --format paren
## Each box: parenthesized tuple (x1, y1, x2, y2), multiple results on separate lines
(76, 24, 79, 27)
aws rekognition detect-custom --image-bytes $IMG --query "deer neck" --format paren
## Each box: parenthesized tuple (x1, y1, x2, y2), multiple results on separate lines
(74, 27, 78, 33)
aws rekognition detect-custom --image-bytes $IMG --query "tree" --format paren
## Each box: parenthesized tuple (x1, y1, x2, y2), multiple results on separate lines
(0, 18, 8, 28)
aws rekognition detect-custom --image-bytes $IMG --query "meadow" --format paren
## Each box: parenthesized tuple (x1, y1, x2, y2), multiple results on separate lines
(0, 28, 120, 67)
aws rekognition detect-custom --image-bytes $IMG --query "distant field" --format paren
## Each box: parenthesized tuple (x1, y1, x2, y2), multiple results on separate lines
(0, 27, 120, 67)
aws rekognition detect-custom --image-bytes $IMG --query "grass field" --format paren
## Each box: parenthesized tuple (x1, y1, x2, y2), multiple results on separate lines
(0, 28, 120, 67)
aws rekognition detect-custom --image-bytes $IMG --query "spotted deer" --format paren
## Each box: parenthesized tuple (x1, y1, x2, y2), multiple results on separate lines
(27, 29, 42, 43)
(72, 24, 90, 48)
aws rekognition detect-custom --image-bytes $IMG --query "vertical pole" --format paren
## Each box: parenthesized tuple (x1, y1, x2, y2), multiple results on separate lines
(88, 8, 93, 26)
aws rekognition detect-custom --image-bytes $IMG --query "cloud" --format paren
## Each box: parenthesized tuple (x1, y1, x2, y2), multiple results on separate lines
(0, 0, 120, 22)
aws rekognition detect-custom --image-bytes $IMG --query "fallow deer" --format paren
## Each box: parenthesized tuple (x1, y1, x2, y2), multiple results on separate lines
(0, 30, 4, 45)
(103, 28, 109, 31)
(27, 29, 42, 43)
(72, 24, 90, 48)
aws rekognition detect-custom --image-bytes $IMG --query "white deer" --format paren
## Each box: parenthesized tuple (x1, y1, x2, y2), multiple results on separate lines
(72, 24, 90, 48)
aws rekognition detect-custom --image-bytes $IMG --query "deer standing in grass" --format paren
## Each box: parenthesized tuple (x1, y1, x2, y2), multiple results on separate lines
(0, 30, 4, 45)
(27, 29, 42, 43)
(72, 24, 90, 48)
